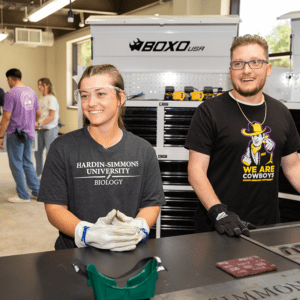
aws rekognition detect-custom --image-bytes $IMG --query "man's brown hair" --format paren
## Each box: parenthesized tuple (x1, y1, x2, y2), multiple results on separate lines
(78, 64, 126, 129)
(230, 34, 269, 61)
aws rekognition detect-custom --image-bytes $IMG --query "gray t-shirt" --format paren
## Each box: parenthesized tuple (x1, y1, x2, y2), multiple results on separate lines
(38, 127, 166, 249)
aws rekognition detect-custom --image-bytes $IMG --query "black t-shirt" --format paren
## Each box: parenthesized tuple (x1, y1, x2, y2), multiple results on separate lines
(185, 91, 300, 232)
(38, 127, 166, 249)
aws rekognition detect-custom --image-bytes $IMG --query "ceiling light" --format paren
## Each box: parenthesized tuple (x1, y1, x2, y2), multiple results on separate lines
(79, 12, 84, 27)
(67, 0, 74, 23)
(0, 30, 8, 42)
(68, 9, 74, 23)
(28, 0, 76, 22)
(23, 6, 28, 22)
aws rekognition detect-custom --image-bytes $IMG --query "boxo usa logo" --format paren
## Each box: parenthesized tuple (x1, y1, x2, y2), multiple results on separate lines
(129, 38, 205, 52)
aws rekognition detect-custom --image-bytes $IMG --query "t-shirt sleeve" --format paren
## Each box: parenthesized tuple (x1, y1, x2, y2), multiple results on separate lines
(185, 104, 215, 155)
(282, 109, 300, 156)
(3, 91, 14, 113)
(49, 95, 58, 111)
(37, 140, 69, 206)
(140, 147, 166, 208)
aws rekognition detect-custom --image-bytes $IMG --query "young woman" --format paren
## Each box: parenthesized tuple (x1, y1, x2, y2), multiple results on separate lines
(35, 78, 59, 180)
(37, 64, 165, 251)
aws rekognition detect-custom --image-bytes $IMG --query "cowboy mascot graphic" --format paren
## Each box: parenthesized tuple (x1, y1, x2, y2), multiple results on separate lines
(241, 122, 275, 166)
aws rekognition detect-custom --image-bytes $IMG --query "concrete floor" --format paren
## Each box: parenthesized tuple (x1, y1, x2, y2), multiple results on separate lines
(0, 151, 58, 257)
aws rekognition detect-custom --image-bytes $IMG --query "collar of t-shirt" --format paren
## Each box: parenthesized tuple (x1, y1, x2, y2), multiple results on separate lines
(229, 91, 265, 106)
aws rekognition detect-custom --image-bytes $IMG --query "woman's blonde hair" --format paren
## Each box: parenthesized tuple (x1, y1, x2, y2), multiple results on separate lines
(78, 64, 126, 129)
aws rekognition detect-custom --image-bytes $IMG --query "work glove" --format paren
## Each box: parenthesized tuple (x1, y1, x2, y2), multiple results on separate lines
(75, 209, 140, 251)
(112, 210, 150, 242)
(207, 204, 256, 237)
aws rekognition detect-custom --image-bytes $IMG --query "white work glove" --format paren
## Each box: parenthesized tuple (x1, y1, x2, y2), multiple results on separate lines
(112, 210, 150, 242)
(75, 209, 140, 252)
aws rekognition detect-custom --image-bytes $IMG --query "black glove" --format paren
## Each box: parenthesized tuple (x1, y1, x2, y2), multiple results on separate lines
(207, 204, 256, 237)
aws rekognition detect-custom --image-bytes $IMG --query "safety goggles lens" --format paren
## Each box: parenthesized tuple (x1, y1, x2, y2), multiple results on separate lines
(74, 86, 122, 102)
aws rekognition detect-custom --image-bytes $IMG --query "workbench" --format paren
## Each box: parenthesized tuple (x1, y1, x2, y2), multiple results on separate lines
(1, 222, 300, 299)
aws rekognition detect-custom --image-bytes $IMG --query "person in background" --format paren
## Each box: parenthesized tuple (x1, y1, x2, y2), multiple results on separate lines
(37, 64, 165, 251)
(185, 34, 300, 237)
(0, 68, 41, 203)
(35, 78, 59, 180)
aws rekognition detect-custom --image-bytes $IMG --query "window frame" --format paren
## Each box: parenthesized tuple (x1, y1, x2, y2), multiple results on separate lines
(66, 34, 92, 109)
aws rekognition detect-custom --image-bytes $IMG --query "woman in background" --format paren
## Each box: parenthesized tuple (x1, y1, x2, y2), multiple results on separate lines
(35, 78, 59, 180)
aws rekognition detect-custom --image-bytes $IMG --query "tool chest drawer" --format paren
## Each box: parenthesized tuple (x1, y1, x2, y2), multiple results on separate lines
(164, 107, 196, 147)
(160, 190, 198, 238)
(123, 107, 157, 146)
(159, 161, 189, 185)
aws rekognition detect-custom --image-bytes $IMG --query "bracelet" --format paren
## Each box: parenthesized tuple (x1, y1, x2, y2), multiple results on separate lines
(38, 122, 41, 126)
(0, 136, 4, 139)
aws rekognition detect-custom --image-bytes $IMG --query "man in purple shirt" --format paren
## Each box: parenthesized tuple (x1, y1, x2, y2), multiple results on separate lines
(0, 69, 41, 203)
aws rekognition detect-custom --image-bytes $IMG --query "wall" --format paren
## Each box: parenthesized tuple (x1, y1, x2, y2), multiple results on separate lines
(0, 42, 46, 95)
(44, 27, 91, 134)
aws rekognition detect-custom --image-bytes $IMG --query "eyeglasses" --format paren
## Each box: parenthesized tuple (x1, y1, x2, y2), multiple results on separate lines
(230, 59, 268, 70)
(74, 85, 123, 102)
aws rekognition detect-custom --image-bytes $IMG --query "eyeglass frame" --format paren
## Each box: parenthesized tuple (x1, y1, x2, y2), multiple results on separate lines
(74, 85, 124, 102)
(230, 59, 269, 70)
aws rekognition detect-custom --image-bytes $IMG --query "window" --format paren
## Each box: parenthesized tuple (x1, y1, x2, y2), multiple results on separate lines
(232, 0, 298, 68)
(67, 35, 92, 108)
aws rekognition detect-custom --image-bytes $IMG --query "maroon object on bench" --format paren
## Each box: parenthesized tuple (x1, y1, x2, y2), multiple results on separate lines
(216, 256, 278, 278)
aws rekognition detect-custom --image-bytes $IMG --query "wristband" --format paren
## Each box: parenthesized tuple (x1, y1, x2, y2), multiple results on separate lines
(141, 228, 149, 241)
(0, 136, 4, 139)
(81, 226, 91, 247)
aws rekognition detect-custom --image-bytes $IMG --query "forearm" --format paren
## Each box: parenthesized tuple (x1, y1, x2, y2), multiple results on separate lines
(0, 114, 10, 137)
(189, 172, 221, 210)
(38, 110, 55, 126)
(45, 203, 81, 238)
(136, 206, 161, 228)
(39, 116, 54, 126)
(188, 150, 221, 210)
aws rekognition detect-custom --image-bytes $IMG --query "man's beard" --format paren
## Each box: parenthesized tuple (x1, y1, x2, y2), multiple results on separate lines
(232, 78, 266, 97)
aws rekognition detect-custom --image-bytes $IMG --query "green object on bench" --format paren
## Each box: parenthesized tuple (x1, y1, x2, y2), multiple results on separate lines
(86, 258, 159, 300)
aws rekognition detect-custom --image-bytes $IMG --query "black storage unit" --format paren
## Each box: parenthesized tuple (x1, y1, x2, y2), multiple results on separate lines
(159, 160, 189, 185)
(160, 190, 198, 237)
(123, 107, 157, 146)
(164, 107, 196, 147)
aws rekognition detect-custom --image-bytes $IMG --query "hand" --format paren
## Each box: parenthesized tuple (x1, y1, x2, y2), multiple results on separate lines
(207, 204, 256, 237)
(112, 210, 150, 242)
(242, 147, 251, 166)
(264, 138, 275, 151)
(74, 209, 140, 251)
